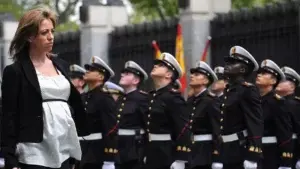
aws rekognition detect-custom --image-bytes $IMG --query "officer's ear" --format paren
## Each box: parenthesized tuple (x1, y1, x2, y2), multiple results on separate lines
(203, 75, 209, 86)
(132, 75, 140, 85)
(98, 73, 104, 81)
(270, 76, 277, 85)
(165, 70, 173, 79)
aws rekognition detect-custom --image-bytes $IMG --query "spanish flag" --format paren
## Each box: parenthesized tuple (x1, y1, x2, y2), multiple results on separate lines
(152, 40, 162, 59)
(175, 24, 187, 93)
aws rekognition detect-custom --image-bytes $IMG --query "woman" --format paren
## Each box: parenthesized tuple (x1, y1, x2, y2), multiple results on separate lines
(1, 6, 88, 169)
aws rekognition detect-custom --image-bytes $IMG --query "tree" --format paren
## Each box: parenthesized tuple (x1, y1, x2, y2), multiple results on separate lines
(129, 0, 178, 23)
(0, 0, 80, 32)
(232, 0, 278, 9)
(130, 0, 284, 23)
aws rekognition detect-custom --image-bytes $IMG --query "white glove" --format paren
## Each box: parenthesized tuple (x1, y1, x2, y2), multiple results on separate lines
(102, 161, 115, 169)
(170, 160, 185, 169)
(243, 160, 257, 169)
(0, 158, 4, 168)
(212, 162, 223, 169)
(278, 167, 291, 169)
(296, 160, 300, 169)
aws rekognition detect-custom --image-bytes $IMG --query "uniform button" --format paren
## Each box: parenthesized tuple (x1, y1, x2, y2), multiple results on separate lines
(220, 126, 223, 129)
(151, 100, 153, 103)
(226, 89, 229, 92)
(84, 108, 87, 111)
(117, 120, 120, 123)
(147, 129, 150, 132)
(221, 104, 225, 107)
(119, 108, 123, 112)
(121, 103, 124, 106)
(147, 122, 150, 125)
(153, 93, 156, 97)
(190, 120, 193, 123)
(221, 111, 223, 114)
(149, 107, 152, 110)
(189, 126, 192, 129)
(85, 101, 88, 104)
(220, 118, 223, 122)
(148, 114, 151, 118)
(191, 113, 194, 116)
(123, 97, 126, 100)
(224, 96, 227, 99)
(193, 107, 196, 110)
(117, 114, 121, 118)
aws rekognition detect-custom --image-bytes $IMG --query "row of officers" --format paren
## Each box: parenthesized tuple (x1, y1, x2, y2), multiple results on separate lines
(67, 45, 300, 169)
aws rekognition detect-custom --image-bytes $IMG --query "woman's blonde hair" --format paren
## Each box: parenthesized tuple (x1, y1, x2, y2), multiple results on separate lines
(9, 5, 57, 61)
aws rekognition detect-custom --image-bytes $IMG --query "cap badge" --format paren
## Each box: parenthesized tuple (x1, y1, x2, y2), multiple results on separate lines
(262, 60, 267, 66)
(70, 65, 74, 71)
(161, 53, 165, 60)
(231, 47, 236, 54)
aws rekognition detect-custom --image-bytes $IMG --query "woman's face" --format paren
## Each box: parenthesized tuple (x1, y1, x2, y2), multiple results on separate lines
(30, 19, 54, 53)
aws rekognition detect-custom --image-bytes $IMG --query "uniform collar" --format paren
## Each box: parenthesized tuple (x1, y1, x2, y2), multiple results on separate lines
(125, 88, 137, 94)
(261, 90, 275, 101)
(194, 88, 207, 97)
(285, 93, 295, 99)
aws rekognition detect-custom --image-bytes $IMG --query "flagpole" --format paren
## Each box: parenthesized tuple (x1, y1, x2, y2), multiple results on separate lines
(201, 36, 212, 61)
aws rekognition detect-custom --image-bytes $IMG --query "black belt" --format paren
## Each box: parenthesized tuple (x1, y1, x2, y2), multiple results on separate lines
(43, 99, 67, 103)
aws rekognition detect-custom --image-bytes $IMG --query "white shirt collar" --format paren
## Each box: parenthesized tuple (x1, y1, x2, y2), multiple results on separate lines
(195, 88, 207, 97)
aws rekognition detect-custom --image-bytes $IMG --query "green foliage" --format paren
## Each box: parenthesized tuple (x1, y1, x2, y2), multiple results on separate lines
(130, 0, 285, 23)
(129, 0, 178, 23)
(0, 0, 79, 32)
(231, 0, 278, 9)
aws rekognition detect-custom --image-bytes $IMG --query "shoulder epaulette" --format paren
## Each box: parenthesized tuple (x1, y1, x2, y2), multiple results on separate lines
(242, 81, 254, 87)
(295, 96, 300, 101)
(139, 90, 148, 95)
(274, 93, 282, 100)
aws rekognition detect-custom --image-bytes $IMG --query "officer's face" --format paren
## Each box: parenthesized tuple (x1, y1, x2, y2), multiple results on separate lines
(83, 70, 103, 82)
(224, 61, 245, 76)
(256, 72, 276, 87)
(189, 72, 209, 87)
(211, 80, 227, 92)
(119, 72, 139, 86)
(151, 63, 170, 78)
(276, 81, 295, 96)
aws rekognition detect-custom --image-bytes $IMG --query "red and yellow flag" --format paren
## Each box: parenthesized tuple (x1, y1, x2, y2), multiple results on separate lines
(175, 24, 187, 93)
(152, 40, 162, 59)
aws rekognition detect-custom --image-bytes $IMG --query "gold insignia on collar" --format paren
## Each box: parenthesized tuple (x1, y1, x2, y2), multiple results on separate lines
(295, 96, 300, 100)
(139, 90, 148, 94)
(249, 146, 255, 152)
(275, 94, 281, 100)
